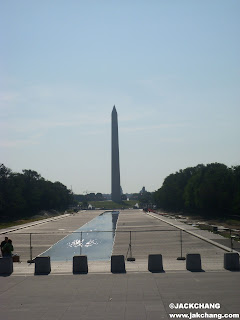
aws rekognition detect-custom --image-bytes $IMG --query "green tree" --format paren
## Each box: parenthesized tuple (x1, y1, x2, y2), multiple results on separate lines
(232, 165, 240, 216)
(154, 163, 237, 218)
(96, 193, 103, 201)
(0, 164, 73, 220)
(139, 192, 153, 208)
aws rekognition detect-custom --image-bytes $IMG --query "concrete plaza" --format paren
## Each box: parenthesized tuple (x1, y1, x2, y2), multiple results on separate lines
(1, 272, 239, 320)
(0, 209, 239, 319)
(1, 209, 237, 271)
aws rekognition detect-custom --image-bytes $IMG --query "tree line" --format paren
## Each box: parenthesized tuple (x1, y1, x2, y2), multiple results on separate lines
(1, 162, 239, 221)
(153, 163, 240, 218)
(73, 193, 104, 203)
(0, 164, 73, 221)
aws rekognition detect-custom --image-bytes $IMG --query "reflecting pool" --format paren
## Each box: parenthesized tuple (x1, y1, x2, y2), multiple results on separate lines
(40, 211, 119, 261)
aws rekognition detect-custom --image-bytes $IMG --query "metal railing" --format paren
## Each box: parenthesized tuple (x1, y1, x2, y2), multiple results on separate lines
(1, 228, 239, 263)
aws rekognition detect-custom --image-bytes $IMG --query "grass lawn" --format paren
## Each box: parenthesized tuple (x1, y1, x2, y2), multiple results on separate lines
(87, 200, 137, 210)
(0, 216, 50, 230)
(0, 211, 70, 230)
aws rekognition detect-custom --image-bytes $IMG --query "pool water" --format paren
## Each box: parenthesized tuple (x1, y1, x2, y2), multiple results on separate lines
(40, 211, 119, 261)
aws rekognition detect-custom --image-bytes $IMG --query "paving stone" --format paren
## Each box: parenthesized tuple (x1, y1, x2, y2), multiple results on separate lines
(1, 210, 240, 319)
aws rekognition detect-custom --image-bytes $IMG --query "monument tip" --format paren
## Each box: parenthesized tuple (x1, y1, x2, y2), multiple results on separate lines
(112, 105, 116, 112)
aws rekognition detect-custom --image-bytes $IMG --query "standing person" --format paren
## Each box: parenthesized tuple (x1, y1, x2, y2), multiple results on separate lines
(1, 236, 8, 256)
(2, 239, 14, 257)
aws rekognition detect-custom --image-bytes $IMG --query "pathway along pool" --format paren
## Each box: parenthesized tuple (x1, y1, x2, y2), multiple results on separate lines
(40, 211, 119, 261)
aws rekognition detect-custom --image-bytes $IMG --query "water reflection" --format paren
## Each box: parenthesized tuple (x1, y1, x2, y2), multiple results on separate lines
(67, 238, 98, 248)
(40, 211, 119, 261)
(111, 212, 118, 239)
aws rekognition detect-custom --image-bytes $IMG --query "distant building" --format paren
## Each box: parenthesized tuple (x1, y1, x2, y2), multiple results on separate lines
(121, 194, 127, 200)
(103, 194, 111, 200)
(140, 186, 146, 194)
(120, 186, 123, 195)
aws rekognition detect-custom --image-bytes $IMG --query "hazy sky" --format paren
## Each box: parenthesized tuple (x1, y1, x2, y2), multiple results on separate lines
(1, 1, 239, 194)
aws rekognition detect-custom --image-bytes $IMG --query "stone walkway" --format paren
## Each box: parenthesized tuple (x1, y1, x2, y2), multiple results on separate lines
(1, 209, 239, 319)
(0, 211, 101, 262)
(0, 272, 239, 320)
(1, 209, 238, 274)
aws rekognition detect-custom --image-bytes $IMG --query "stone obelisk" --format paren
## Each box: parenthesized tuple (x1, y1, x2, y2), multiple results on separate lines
(111, 106, 121, 202)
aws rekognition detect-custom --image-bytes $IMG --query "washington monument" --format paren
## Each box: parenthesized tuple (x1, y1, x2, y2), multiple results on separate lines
(111, 106, 121, 202)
